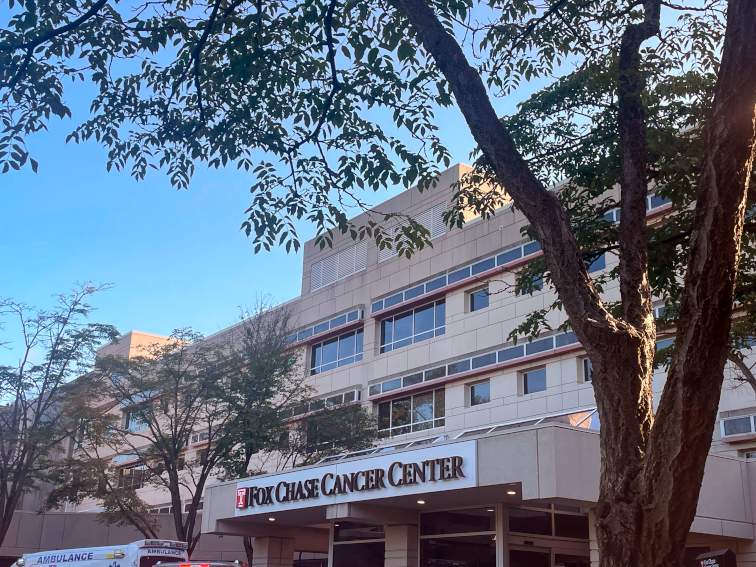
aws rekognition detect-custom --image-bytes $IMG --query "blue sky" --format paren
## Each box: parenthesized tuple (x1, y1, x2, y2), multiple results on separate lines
(0, 63, 558, 366)
(0, 94, 478, 351)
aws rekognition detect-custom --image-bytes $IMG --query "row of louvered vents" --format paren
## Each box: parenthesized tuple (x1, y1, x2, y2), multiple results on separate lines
(310, 203, 447, 292)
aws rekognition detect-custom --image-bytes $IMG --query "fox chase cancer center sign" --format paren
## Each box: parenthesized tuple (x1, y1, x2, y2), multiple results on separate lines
(234, 441, 477, 515)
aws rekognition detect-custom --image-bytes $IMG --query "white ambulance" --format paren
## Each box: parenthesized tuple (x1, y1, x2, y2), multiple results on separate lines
(13, 540, 189, 567)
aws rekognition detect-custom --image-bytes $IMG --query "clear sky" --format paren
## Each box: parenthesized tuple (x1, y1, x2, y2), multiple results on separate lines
(0, 67, 554, 365)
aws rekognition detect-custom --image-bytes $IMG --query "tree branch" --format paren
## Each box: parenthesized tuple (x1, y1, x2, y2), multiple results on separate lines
(393, 0, 614, 348)
(0, 0, 109, 90)
(616, 0, 660, 329)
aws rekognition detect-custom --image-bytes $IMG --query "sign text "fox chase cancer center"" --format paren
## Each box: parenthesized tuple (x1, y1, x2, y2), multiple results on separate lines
(233, 441, 478, 515)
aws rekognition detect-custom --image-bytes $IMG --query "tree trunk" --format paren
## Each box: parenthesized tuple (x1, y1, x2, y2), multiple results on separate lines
(394, 0, 756, 566)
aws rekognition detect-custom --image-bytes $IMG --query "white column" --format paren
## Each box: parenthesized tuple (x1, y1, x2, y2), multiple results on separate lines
(384, 524, 419, 567)
(588, 509, 599, 567)
(250, 537, 295, 567)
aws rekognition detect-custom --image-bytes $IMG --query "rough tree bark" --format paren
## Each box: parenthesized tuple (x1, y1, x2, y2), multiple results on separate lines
(393, 0, 756, 566)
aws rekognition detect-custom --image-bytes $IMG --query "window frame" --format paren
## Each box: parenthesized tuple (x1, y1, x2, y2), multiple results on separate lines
(580, 357, 593, 383)
(377, 388, 446, 436)
(468, 286, 490, 313)
(310, 328, 364, 375)
(520, 366, 547, 395)
(469, 379, 491, 407)
(379, 300, 445, 354)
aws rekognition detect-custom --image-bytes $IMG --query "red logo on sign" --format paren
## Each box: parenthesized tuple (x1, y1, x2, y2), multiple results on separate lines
(235, 488, 248, 509)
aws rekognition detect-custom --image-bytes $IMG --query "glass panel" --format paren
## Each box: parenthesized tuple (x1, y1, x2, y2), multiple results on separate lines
(381, 319, 393, 345)
(413, 392, 434, 423)
(369, 384, 381, 396)
(582, 358, 593, 381)
(723, 416, 752, 436)
(391, 397, 412, 427)
(338, 332, 356, 359)
(648, 193, 671, 209)
(555, 332, 578, 347)
(509, 508, 552, 535)
(491, 418, 540, 432)
(382, 378, 401, 392)
(372, 300, 383, 313)
(320, 337, 339, 369)
(425, 366, 446, 381)
(470, 381, 490, 406)
(554, 513, 590, 539)
(587, 254, 606, 273)
(403, 372, 423, 387)
(435, 300, 446, 326)
(333, 521, 385, 542)
(540, 411, 594, 427)
(498, 345, 524, 362)
(393, 311, 413, 342)
(331, 314, 347, 327)
(384, 293, 404, 308)
(448, 359, 472, 375)
(314, 322, 330, 334)
(470, 288, 489, 312)
(378, 403, 391, 431)
(420, 508, 496, 535)
(346, 309, 359, 322)
(404, 284, 425, 300)
(472, 352, 496, 369)
(448, 266, 471, 284)
(523, 368, 547, 394)
(525, 337, 553, 355)
(434, 389, 445, 418)
(355, 329, 364, 354)
(497, 247, 522, 265)
(420, 535, 496, 567)
(523, 240, 542, 255)
(471, 257, 495, 275)
(414, 304, 435, 335)
(425, 275, 447, 292)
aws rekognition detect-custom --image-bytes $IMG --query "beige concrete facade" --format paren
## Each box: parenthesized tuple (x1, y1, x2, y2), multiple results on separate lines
(5, 164, 756, 567)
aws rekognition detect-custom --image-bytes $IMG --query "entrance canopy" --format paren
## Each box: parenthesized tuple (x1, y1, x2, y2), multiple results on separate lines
(202, 422, 754, 546)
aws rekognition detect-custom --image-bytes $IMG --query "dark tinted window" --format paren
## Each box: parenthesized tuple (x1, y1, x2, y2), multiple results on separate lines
(509, 508, 551, 535)
(554, 513, 589, 539)
(421, 508, 496, 535)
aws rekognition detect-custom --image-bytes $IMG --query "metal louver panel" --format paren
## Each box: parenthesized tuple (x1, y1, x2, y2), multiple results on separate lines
(378, 204, 446, 263)
(310, 241, 368, 291)
(355, 240, 367, 270)
(310, 261, 322, 291)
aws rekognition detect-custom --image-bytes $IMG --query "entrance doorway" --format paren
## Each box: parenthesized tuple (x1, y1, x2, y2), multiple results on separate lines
(331, 522, 384, 567)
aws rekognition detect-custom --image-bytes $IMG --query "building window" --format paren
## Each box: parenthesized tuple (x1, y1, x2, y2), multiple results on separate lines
(118, 464, 147, 489)
(124, 408, 148, 433)
(580, 358, 593, 382)
(509, 505, 589, 540)
(469, 380, 491, 406)
(587, 254, 606, 273)
(377, 388, 445, 436)
(521, 367, 547, 395)
(311, 329, 364, 375)
(380, 300, 445, 353)
(468, 286, 490, 312)
(721, 415, 755, 437)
